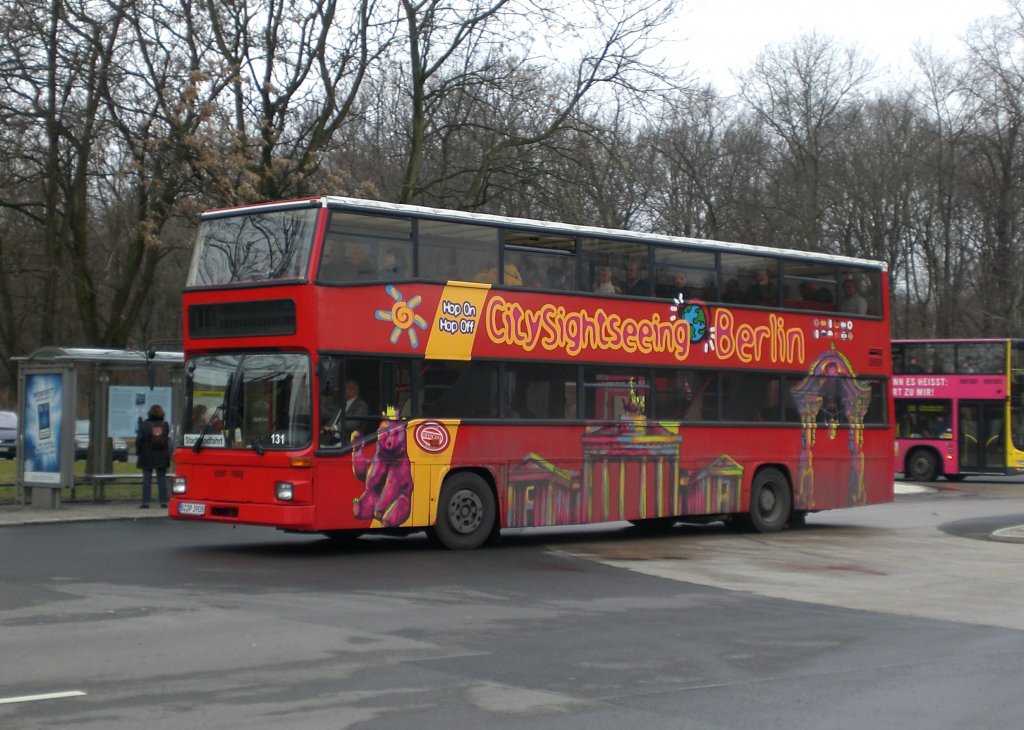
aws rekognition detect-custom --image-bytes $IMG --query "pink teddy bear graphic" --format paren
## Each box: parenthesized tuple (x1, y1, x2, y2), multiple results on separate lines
(352, 415, 413, 527)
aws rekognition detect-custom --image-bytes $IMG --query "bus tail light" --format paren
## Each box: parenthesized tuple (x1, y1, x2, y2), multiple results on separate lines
(275, 481, 295, 501)
(172, 476, 188, 494)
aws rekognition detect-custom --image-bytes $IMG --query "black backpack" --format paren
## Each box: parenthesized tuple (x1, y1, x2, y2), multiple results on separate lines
(148, 421, 168, 451)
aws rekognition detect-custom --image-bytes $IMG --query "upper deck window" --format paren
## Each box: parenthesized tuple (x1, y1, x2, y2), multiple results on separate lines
(504, 230, 576, 291)
(719, 253, 782, 307)
(318, 212, 412, 283)
(580, 238, 651, 297)
(188, 208, 318, 286)
(893, 341, 1005, 375)
(654, 248, 717, 301)
(419, 220, 499, 283)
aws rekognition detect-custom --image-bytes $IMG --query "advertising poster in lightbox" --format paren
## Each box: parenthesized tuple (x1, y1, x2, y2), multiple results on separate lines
(22, 372, 64, 483)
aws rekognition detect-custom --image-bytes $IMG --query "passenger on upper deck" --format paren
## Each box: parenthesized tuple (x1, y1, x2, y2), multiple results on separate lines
(747, 268, 778, 304)
(838, 278, 868, 315)
(380, 247, 407, 278)
(658, 271, 693, 300)
(721, 278, 748, 304)
(620, 260, 649, 296)
(546, 263, 570, 290)
(800, 280, 834, 305)
(346, 243, 376, 280)
(518, 259, 544, 288)
(593, 266, 619, 294)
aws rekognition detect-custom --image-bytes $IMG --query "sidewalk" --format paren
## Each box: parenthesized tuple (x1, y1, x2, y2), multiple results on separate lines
(0, 500, 167, 526)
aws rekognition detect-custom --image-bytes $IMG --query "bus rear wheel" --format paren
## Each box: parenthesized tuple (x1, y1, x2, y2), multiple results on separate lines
(906, 449, 938, 482)
(432, 473, 496, 550)
(748, 468, 792, 533)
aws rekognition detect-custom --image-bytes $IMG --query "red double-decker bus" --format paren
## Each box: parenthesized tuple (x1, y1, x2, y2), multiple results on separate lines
(892, 338, 1024, 481)
(169, 197, 894, 548)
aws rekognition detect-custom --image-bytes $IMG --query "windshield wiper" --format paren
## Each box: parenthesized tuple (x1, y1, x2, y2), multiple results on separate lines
(192, 401, 225, 453)
(193, 369, 235, 453)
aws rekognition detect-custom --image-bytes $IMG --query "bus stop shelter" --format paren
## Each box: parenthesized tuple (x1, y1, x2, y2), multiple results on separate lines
(14, 347, 184, 508)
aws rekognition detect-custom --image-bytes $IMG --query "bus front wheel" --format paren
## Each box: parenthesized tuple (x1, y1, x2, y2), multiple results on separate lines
(432, 473, 496, 550)
(748, 468, 792, 533)
(906, 449, 938, 482)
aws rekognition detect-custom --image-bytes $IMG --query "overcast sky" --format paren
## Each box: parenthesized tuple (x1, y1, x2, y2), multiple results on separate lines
(669, 0, 1011, 92)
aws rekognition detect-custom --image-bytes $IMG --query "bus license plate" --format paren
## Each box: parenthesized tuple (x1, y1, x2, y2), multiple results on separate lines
(177, 502, 206, 516)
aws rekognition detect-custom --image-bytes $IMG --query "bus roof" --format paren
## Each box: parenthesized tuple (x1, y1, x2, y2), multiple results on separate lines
(201, 196, 888, 272)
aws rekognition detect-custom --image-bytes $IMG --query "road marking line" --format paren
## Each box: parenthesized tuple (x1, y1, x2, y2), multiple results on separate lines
(0, 690, 87, 705)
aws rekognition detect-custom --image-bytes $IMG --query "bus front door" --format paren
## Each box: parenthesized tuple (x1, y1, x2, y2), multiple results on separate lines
(958, 401, 1004, 473)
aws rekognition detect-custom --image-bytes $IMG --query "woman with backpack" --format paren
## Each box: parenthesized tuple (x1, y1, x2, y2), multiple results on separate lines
(136, 404, 171, 509)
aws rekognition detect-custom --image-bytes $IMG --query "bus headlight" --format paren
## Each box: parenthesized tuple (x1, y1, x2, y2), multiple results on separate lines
(275, 481, 294, 501)
(172, 476, 187, 495)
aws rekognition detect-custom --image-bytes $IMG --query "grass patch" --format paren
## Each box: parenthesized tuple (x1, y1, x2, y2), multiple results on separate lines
(0, 458, 145, 504)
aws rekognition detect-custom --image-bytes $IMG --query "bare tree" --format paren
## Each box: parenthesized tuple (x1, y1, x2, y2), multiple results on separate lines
(908, 48, 983, 337)
(832, 93, 927, 335)
(643, 87, 770, 241)
(0, 0, 135, 354)
(737, 33, 874, 250)
(956, 2, 1024, 335)
(202, 0, 385, 202)
(512, 102, 656, 229)
(392, 0, 680, 208)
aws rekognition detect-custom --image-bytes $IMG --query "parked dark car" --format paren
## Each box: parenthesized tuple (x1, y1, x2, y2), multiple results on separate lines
(0, 410, 16, 459)
(75, 419, 129, 462)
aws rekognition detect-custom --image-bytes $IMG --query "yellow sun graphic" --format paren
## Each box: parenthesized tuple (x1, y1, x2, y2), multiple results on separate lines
(375, 285, 428, 348)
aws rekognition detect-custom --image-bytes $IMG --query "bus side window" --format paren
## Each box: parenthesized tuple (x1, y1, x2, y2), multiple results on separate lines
(423, 362, 498, 418)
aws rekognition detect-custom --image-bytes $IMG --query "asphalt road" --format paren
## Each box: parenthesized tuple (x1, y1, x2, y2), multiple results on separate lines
(1, 483, 1023, 729)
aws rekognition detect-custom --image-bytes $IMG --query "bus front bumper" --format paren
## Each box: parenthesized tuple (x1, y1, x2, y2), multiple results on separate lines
(168, 498, 316, 529)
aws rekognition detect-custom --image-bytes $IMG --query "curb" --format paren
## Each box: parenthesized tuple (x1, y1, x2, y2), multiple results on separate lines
(894, 482, 935, 495)
(0, 504, 167, 526)
(990, 525, 1024, 544)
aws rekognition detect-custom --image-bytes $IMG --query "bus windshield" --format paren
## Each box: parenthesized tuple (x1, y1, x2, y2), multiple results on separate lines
(184, 353, 312, 451)
(187, 208, 318, 286)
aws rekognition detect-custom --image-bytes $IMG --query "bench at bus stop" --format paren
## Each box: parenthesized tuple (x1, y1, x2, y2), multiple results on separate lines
(76, 473, 176, 503)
